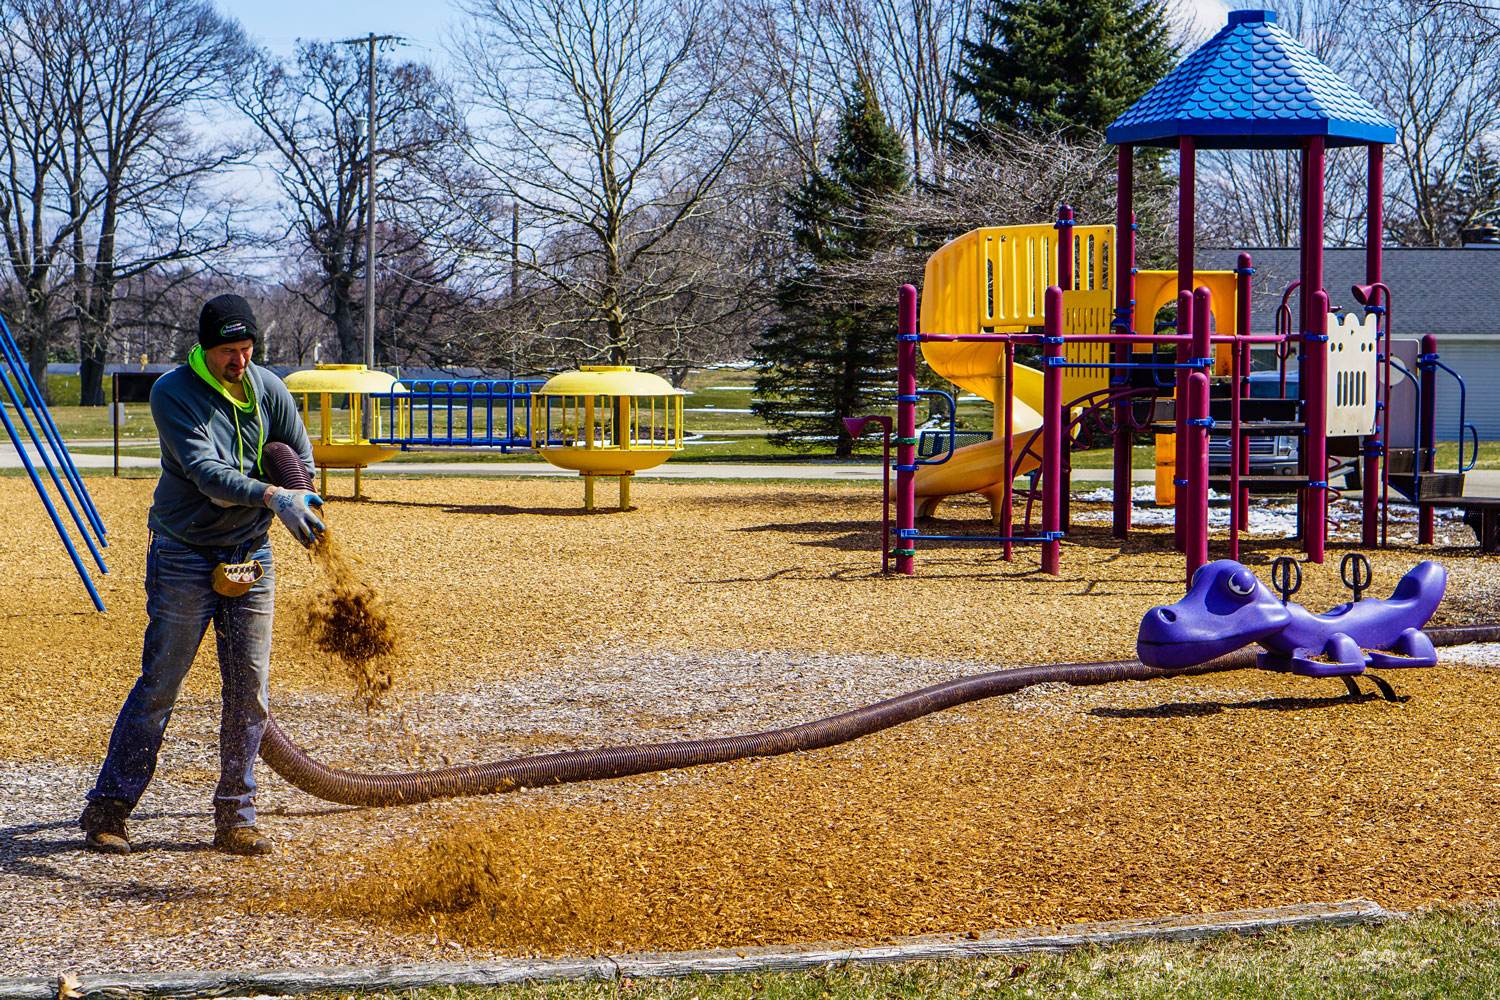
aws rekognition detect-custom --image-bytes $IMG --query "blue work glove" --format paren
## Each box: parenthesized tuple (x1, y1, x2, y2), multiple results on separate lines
(267, 487, 325, 546)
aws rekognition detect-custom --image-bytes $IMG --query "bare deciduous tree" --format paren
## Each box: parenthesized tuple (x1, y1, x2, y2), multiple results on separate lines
(452, 0, 758, 368)
(726, 0, 979, 185)
(721, 0, 845, 175)
(821, 0, 980, 182)
(815, 128, 1175, 300)
(238, 42, 469, 366)
(1366, 0, 1500, 245)
(59, 0, 255, 405)
(0, 0, 81, 399)
(251, 275, 333, 366)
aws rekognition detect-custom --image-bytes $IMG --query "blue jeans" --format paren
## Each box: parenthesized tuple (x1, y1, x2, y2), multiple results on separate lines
(88, 533, 275, 829)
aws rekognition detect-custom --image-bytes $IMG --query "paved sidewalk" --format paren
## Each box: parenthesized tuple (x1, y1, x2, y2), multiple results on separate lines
(0, 442, 1155, 481)
(6, 441, 1499, 492)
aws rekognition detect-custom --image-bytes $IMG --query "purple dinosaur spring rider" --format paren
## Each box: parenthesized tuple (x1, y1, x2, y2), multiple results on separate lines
(1137, 558, 1447, 701)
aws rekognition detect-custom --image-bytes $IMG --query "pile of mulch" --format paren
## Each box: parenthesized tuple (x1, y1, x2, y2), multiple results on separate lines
(1, 475, 1498, 974)
(320, 664, 1500, 956)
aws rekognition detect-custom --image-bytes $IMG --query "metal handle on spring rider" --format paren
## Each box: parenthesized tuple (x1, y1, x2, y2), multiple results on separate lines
(1271, 556, 1302, 605)
(1340, 552, 1372, 603)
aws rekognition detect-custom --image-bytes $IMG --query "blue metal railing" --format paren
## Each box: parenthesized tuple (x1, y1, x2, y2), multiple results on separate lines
(914, 389, 958, 466)
(368, 379, 545, 451)
(1425, 358, 1478, 472)
(0, 312, 107, 610)
(1391, 352, 1479, 489)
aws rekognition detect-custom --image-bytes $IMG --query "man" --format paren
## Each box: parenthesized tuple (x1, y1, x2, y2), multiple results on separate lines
(80, 294, 325, 857)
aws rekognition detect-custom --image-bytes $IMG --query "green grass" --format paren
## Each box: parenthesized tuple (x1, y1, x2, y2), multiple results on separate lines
(23, 365, 1500, 471)
(1434, 441, 1498, 471)
(269, 907, 1500, 1000)
(43, 373, 83, 406)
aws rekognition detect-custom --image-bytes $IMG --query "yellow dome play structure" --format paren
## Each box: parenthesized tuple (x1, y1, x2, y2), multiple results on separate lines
(530, 366, 686, 510)
(282, 365, 407, 499)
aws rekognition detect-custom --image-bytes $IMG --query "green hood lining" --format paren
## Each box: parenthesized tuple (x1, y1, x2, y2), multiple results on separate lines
(188, 344, 264, 476)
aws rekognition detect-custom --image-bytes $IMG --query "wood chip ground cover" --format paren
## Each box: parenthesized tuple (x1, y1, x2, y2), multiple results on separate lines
(0, 475, 1497, 974)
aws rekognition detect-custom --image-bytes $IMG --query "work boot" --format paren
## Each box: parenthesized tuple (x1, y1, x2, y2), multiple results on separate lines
(213, 825, 272, 856)
(79, 797, 132, 855)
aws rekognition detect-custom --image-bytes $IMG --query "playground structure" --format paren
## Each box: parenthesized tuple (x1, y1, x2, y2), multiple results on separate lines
(889, 9, 1483, 581)
(284, 365, 685, 511)
(529, 366, 686, 510)
(282, 364, 409, 498)
(1139, 555, 1443, 682)
(0, 313, 108, 611)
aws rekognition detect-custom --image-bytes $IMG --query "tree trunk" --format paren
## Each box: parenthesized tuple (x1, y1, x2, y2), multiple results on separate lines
(76, 238, 117, 408)
(332, 281, 362, 364)
(28, 343, 48, 404)
(78, 334, 108, 406)
(17, 321, 51, 404)
(603, 289, 629, 366)
(834, 326, 858, 459)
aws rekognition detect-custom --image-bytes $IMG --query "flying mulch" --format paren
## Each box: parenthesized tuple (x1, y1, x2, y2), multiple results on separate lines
(302, 532, 399, 709)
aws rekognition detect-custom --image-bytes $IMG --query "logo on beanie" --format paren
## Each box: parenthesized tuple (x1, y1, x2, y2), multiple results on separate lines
(199, 293, 258, 347)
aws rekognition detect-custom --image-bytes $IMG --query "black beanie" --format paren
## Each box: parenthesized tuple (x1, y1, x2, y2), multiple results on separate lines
(198, 293, 258, 348)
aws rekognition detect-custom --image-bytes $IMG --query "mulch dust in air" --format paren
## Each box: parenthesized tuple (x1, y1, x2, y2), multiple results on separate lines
(303, 532, 399, 709)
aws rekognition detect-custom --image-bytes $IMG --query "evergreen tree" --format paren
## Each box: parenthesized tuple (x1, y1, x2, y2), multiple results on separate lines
(951, 0, 1177, 143)
(1454, 142, 1500, 235)
(753, 83, 910, 458)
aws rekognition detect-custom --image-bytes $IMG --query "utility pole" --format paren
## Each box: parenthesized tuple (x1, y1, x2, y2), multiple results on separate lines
(340, 31, 400, 435)
(511, 202, 519, 300)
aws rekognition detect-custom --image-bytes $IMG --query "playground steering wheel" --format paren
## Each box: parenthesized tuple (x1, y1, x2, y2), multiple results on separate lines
(1340, 552, 1373, 603)
(1270, 557, 1302, 605)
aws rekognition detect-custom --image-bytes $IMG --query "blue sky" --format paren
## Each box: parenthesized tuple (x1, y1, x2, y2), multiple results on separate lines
(220, 0, 1236, 66)
(217, 0, 461, 65)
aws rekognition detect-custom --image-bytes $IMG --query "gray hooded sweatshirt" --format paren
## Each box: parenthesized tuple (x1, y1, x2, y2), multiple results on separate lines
(147, 358, 314, 550)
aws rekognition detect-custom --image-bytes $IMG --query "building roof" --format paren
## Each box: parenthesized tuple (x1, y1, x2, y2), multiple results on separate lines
(1106, 9, 1397, 149)
(1207, 247, 1500, 337)
(46, 363, 177, 376)
(45, 362, 515, 380)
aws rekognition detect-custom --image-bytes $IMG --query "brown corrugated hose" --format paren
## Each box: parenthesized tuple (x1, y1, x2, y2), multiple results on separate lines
(258, 441, 1500, 808)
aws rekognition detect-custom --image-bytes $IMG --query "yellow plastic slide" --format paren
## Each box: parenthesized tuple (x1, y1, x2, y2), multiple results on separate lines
(911, 222, 1114, 519)
(913, 339, 1047, 519)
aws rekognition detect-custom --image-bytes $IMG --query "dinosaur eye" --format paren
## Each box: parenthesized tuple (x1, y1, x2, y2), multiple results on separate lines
(1224, 569, 1257, 598)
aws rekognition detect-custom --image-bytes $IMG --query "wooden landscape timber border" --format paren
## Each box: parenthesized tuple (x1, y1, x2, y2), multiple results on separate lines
(5, 899, 1391, 999)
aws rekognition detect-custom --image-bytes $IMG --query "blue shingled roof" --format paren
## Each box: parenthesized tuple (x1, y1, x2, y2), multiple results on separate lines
(1106, 9, 1397, 149)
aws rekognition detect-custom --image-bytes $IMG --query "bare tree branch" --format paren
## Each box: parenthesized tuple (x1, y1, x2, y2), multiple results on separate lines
(451, 0, 761, 368)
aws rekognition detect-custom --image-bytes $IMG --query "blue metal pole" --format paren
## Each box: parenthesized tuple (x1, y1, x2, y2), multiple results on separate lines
(0, 352, 109, 574)
(2, 331, 106, 540)
(0, 396, 105, 611)
(484, 382, 495, 445)
(505, 381, 514, 448)
(0, 315, 107, 542)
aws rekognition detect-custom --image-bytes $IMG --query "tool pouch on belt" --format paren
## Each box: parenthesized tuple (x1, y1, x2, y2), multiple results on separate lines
(212, 559, 264, 597)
